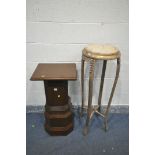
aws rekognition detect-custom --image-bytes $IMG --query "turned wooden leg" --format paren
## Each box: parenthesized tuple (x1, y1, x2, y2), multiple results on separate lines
(104, 58, 120, 130)
(83, 59, 95, 135)
(98, 60, 107, 112)
(81, 58, 85, 116)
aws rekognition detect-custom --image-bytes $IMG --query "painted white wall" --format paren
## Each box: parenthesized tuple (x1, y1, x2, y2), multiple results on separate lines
(26, 0, 129, 106)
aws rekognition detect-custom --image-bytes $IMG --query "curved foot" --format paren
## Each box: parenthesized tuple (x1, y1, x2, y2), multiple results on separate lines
(104, 118, 108, 132)
(104, 124, 108, 132)
(83, 126, 89, 136)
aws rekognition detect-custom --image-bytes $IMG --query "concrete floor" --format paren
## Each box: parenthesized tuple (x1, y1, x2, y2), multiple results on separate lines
(26, 111, 129, 155)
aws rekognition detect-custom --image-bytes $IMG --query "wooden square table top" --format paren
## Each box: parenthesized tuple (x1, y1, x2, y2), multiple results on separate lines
(30, 63, 77, 81)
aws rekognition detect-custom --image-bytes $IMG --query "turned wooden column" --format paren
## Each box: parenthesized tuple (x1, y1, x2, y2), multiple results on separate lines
(30, 63, 77, 136)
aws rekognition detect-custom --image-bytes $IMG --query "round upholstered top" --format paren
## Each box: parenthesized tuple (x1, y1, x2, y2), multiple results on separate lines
(83, 44, 121, 60)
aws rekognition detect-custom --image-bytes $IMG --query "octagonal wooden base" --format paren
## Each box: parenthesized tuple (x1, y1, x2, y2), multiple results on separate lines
(44, 111, 74, 136)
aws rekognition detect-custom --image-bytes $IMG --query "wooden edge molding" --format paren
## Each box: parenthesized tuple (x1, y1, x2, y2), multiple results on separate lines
(45, 122, 73, 132)
(44, 111, 72, 119)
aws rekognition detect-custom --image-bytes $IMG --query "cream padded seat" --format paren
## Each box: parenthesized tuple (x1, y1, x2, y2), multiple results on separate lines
(83, 44, 120, 60)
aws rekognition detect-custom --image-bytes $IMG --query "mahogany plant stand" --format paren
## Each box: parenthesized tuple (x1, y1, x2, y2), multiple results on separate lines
(30, 63, 77, 136)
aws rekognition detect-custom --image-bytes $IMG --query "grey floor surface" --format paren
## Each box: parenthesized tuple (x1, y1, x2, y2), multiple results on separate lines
(26, 111, 129, 155)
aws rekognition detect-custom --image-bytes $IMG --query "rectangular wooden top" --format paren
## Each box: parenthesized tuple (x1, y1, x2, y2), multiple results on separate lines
(30, 63, 77, 81)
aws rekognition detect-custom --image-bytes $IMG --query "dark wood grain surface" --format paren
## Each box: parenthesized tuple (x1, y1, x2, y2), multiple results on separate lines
(30, 63, 77, 81)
